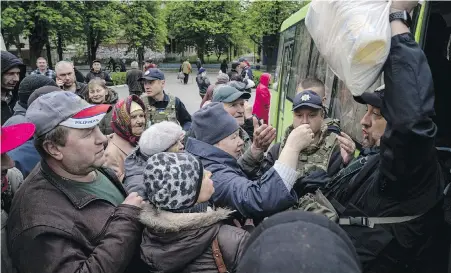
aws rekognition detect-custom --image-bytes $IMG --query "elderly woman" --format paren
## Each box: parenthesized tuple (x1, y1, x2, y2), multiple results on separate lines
(104, 95, 146, 181)
(84, 78, 119, 135)
(139, 152, 249, 272)
(124, 121, 185, 197)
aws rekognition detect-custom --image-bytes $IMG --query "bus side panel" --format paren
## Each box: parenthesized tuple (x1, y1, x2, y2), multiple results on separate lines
(270, 89, 279, 128)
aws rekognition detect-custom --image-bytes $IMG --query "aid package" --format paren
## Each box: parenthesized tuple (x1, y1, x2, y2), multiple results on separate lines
(305, 0, 392, 96)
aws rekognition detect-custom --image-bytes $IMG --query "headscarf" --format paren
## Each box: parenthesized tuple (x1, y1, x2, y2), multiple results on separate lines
(110, 95, 146, 145)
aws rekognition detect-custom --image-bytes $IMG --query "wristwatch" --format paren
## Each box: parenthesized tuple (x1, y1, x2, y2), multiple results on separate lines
(389, 10, 412, 28)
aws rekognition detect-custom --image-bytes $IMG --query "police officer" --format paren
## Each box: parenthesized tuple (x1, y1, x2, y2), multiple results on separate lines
(139, 68, 192, 130)
(261, 90, 353, 195)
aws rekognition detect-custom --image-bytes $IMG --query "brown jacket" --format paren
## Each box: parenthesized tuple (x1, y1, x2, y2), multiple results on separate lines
(104, 134, 135, 182)
(139, 205, 249, 272)
(7, 161, 146, 273)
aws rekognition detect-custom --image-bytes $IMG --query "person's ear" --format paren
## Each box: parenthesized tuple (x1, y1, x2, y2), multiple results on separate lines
(43, 141, 64, 161)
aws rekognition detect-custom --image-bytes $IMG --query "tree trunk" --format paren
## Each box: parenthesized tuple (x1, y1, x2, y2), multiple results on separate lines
(45, 39, 53, 69)
(137, 47, 144, 67)
(28, 19, 48, 69)
(57, 32, 63, 61)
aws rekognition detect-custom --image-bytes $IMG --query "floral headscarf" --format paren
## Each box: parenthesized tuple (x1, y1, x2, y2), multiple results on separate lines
(111, 95, 147, 145)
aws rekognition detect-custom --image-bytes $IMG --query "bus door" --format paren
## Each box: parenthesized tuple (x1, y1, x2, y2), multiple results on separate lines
(277, 41, 295, 139)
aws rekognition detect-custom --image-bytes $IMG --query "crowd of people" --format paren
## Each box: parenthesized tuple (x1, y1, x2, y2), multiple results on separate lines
(1, 1, 450, 272)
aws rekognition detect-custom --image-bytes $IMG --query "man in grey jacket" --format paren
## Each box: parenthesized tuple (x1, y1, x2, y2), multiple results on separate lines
(186, 102, 315, 219)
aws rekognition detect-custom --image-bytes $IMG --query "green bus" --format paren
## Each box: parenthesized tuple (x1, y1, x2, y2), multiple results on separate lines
(270, 1, 451, 146)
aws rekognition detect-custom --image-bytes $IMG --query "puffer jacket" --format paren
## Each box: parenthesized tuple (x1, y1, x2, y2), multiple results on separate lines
(186, 137, 298, 220)
(139, 205, 249, 273)
(82, 88, 119, 135)
(123, 148, 149, 198)
(104, 133, 136, 182)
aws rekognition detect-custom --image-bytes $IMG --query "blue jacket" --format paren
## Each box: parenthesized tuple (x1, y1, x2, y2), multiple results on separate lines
(7, 139, 40, 178)
(186, 137, 297, 219)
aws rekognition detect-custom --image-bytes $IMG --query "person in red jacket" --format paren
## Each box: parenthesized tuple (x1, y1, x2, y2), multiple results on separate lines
(252, 73, 271, 124)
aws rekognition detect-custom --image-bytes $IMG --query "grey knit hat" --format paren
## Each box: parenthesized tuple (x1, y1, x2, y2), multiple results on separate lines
(144, 152, 203, 211)
(216, 73, 229, 84)
(191, 102, 239, 145)
(18, 74, 58, 107)
(138, 121, 184, 157)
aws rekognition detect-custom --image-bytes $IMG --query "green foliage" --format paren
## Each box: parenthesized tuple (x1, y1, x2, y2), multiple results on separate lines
(111, 72, 127, 85)
(166, 1, 244, 62)
(119, 1, 167, 63)
(245, 0, 306, 69)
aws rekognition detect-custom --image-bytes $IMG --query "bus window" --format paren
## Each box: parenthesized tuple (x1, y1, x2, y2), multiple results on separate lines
(289, 21, 312, 101)
(307, 43, 327, 85)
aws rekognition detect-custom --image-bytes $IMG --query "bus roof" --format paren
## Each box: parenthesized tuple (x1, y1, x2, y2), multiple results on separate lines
(280, 3, 310, 32)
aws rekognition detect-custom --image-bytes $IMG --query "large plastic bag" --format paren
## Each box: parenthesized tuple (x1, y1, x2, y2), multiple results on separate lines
(305, 0, 392, 96)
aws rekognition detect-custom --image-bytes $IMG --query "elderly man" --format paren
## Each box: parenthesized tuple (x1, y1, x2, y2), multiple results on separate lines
(318, 1, 447, 271)
(126, 61, 144, 96)
(30, 57, 56, 80)
(186, 102, 315, 220)
(55, 60, 87, 95)
(1, 51, 24, 125)
(7, 91, 146, 273)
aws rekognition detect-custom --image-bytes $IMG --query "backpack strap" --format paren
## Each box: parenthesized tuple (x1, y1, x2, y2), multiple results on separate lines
(338, 214, 423, 228)
(212, 236, 229, 273)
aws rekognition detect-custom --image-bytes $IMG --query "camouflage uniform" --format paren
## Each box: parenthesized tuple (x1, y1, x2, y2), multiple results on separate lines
(142, 94, 179, 127)
(279, 118, 340, 177)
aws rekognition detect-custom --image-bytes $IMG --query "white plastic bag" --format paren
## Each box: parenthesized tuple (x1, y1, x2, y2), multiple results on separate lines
(305, 0, 392, 96)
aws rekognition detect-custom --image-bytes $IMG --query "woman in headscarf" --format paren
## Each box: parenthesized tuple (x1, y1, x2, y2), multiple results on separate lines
(104, 95, 146, 182)
(123, 121, 185, 197)
(139, 152, 250, 272)
(84, 78, 119, 135)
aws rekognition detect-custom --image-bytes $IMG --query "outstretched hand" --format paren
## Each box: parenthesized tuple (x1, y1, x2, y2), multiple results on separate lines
(252, 117, 276, 152)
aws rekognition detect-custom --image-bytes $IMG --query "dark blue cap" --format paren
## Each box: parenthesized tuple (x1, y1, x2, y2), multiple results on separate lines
(353, 85, 385, 108)
(139, 68, 165, 81)
(293, 90, 323, 111)
(238, 57, 246, 62)
(198, 67, 206, 74)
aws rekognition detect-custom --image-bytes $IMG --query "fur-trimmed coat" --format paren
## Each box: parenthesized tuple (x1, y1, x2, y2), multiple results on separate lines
(139, 206, 249, 273)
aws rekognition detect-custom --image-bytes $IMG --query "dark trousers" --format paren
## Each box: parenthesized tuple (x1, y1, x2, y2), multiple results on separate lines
(183, 73, 189, 84)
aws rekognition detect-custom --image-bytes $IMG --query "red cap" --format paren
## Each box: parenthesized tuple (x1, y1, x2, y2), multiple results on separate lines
(1, 123, 36, 154)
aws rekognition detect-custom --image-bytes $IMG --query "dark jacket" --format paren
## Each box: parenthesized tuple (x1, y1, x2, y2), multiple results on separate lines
(85, 69, 113, 86)
(3, 102, 27, 126)
(139, 205, 249, 273)
(123, 147, 149, 199)
(126, 68, 144, 95)
(1, 51, 24, 125)
(186, 137, 298, 219)
(74, 67, 86, 83)
(143, 92, 192, 131)
(324, 33, 446, 273)
(81, 88, 119, 135)
(220, 62, 228, 73)
(196, 74, 211, 95)
(7, 161, 146, 273)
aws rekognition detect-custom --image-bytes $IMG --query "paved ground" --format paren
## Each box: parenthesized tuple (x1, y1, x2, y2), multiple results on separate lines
(111, 72, 255, 115)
